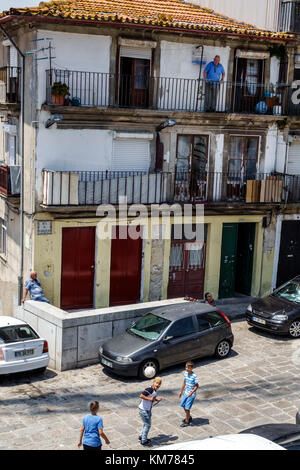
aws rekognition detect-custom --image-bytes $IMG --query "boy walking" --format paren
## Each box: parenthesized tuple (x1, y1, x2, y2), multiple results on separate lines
(138, 377, 163, 446)
(179, 361, 199, 427)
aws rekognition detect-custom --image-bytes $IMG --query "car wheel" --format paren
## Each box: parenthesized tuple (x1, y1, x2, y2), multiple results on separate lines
(215, 340, 231, 359)
(289, 320, 300, 338)
(138, 359, 159, 380)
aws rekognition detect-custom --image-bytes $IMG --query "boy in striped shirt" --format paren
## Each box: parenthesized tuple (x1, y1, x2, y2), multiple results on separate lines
(179, 361, 199, 427)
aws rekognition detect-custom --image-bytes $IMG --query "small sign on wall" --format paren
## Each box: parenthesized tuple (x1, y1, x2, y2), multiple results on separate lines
(37, 220, 52, 235)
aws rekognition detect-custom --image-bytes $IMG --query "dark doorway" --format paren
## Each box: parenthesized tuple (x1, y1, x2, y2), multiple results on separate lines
(61, 227, 96, 310)
(219, 223, 255, 298)
(277, 221, 300, 287)
(119, 57, 150, 108)
(110, 226, 143, 306)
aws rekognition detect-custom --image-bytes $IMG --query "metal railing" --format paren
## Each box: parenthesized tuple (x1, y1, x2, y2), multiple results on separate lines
(41, 169, 300, 206)
(46, 69, 296, 115)
(278, 1, 300, 32)
(0, 66, 21, 103)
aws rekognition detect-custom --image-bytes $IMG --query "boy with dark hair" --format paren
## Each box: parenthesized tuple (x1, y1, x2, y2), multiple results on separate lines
(179, 361, 199, 427)
(138, 377, 163, 446)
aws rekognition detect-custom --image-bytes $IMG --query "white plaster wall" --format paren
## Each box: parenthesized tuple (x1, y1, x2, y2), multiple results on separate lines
(275, 134, 287, 173)
(191, 0, 279, 31)
(270, 56, 280, 84)
(36, 30, 112, 109)
(264, 124, 278, 173)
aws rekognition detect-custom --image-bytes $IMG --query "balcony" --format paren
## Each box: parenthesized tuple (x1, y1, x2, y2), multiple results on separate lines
(41, 169, 300, 207)
(45, 69, 295, 116)
(0, 164, 20, 196)
(278, 1, 300, 33)
(0, 67, 21, 104)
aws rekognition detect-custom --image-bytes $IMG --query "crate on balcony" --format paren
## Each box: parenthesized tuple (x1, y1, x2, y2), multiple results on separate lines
(260, 177, 283, 203)
(246, 180, 261, 203)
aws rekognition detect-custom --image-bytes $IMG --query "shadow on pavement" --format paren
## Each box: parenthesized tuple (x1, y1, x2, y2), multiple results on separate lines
(151, 434, 179, 445)
(0, 368, 57, 387)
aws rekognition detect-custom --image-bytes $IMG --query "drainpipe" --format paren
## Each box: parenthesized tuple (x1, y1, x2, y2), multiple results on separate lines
(0, 25, 25, 305)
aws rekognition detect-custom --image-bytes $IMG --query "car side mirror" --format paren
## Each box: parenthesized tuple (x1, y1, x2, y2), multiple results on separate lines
(163, 335, 173, 343)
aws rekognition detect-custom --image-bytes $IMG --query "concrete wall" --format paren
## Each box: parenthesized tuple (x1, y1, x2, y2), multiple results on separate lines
(15, 298, 187, 371)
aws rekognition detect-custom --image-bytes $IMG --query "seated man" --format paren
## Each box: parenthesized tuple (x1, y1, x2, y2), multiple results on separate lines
(22, 271, 50, 304)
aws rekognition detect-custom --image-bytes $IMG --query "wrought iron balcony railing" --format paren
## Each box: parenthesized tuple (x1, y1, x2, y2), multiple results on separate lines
(0, 67, 21, 104)
(41, 169, 300, 206)
(0, 164, 20, 196)
(45, 69, 297, 116)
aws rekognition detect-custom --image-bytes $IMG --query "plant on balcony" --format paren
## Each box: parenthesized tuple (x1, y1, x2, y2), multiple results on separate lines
(51, 82, 70, 106)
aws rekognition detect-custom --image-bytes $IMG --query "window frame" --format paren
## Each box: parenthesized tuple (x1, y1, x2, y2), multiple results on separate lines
(0, 217, 7, 256)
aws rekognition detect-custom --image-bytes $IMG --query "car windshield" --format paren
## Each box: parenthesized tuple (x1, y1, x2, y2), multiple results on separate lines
(0, 325, 39, 344)
(127, 313, 171, 341)
(272, 281, 300, 304)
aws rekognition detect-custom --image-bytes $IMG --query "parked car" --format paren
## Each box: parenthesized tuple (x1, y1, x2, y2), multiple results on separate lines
(246, 276, 300, 337)
(240, 423, 300, 450)
(0, 316, 49, 376)
(99, 303, 234, 379)
(156, 433, 284, 450)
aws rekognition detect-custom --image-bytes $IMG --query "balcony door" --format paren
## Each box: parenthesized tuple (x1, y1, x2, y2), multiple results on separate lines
(175, 135, 208, 201)
(119, 56, 150, 108)
(234, 58, 264, 113)
(227, 136, 258, 200)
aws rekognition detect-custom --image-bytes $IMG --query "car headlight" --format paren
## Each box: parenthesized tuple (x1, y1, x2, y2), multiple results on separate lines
(272, 314, 288, 321)
(99, 346, 103, 354)
(116, 356, 133, 363)
(247, 304, 252, 312)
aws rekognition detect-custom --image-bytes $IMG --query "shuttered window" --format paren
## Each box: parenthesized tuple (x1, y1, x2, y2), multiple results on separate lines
(112, 139, 150, 172)
(287, 142, 300, 175)
(120, 46, 152, 60)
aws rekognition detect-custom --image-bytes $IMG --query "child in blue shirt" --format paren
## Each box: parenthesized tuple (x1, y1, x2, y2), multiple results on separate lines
(78, 401, 110, 450)
(179, 361, 199, 427)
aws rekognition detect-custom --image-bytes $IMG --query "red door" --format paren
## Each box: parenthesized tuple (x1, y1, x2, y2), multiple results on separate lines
(110, 226, 142, 306)
(168, 241, 206, 299)
(61, 227, 95, 310)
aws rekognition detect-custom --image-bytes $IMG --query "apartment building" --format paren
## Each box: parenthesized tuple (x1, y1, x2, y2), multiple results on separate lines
(0, 0, 299, 315)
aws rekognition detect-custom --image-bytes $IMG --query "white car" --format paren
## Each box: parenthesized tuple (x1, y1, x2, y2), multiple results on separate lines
(0, 316, 49, 376)
(157, 433, 284, 450)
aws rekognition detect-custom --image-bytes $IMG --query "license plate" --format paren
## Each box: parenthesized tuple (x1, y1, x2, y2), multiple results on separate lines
(252, 316, 266, 325)
(15, 349, 34, 357)
(101, 358, 113, 368)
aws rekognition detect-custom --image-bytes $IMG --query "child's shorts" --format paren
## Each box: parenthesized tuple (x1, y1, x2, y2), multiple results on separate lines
(180, 393, 196, 410)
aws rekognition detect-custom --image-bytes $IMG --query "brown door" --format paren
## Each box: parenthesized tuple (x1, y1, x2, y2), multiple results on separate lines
(168, 240, 206, 299)
(110, 226, 143, 306)
(119, 57, 150, 108)
(61, 227, 95, 310)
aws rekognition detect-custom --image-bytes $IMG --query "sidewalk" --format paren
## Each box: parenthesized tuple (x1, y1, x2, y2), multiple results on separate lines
(215, 296, 256, 322)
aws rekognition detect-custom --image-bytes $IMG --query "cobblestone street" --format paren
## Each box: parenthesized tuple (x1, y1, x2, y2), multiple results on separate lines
(0, 320, 300, 450)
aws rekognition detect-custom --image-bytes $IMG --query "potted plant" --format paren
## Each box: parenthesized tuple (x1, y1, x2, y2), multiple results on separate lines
(51, 82, 70, 106)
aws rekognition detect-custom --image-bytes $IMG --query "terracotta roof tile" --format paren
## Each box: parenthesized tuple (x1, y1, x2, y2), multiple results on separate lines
(0, 0, 294, 40)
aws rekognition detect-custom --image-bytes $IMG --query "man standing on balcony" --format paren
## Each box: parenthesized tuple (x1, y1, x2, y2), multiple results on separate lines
(203, 55, 225, 112)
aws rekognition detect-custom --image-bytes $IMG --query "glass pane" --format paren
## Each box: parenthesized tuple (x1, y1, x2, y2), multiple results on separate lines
(188, 244, 204, 268)
(0, 325, 38, 343)
(230, 137, 243, 159)
(167, 317, 197, 338)
(272, 281, 300, 304)
(229, 159, 242, 174)
(129, 313, 171, 341)
(245, 159, 256, 177)
(177, 136, 191, 173)
(192, 136, 207, 173)
(134, 59, 150, 89)
(197, 315, 211, 332)
(205, 312, 226, 327)
(169, 244, 183, 267)
(245, 138, 258, 159)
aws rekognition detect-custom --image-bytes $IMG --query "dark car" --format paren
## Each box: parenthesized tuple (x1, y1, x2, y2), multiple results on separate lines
(240, 423, 300, 450)
(246, 276, 300, 337)
(99, 303, 234, 379)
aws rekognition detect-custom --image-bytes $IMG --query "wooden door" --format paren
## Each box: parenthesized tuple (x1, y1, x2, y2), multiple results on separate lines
(110, 226, 143, 306)
(168, 240, 206, 299)
(219, 223, 238, 298)
(277, 221, 300, 287)
(119, 57, 150, 108)
(61, 227, 95, 310)
(235, 223, 255, 295)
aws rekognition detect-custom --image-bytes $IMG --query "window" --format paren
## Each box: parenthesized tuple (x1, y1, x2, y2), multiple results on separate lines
(228, 136, 258, 177)
(0, 324, 39, 344)
(166, 317, 197, 339)
(128, 313, 171, 341)
(196, 315, 211, 332)
(197, 312, 226, 331)
(0, 218, 6, 255)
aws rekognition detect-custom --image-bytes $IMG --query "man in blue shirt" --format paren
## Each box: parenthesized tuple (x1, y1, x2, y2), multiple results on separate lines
(22, 271, 50, 303)
(203, 55, 225, 112)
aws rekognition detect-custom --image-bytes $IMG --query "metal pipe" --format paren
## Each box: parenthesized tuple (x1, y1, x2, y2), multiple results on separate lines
(0, 24, 25, 306)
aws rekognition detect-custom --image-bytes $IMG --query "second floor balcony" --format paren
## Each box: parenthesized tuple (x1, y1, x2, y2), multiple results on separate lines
(45, 69, 297, 117)
(0, 164, 20, 197)
(278, 1, 300, 33)
(41, 169, 300, 208)
(0, 66, 21, 104)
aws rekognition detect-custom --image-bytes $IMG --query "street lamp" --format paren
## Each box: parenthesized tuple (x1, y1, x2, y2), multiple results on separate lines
(45, 114, 63, 128)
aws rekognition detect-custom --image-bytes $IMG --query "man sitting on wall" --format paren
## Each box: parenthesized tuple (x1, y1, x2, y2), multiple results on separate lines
(203, 55, 225, 112)
(22, 271, 50, 304)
